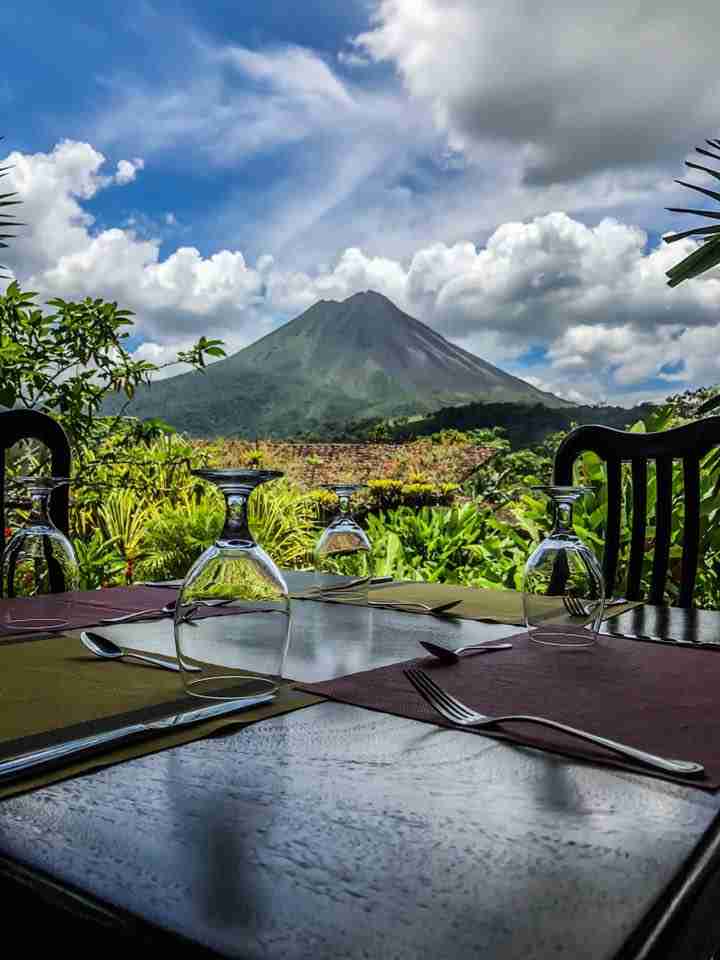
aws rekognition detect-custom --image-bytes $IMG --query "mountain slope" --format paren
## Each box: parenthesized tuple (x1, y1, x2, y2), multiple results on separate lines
(109, 291, 571, 436)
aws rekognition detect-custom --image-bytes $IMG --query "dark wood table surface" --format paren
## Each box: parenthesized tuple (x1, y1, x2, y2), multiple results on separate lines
(2, 573, 720, 959)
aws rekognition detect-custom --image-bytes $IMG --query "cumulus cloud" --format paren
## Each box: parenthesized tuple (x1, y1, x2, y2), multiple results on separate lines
(4, 139, 720, 403)
(113, 157, 144, 185)
(358, 0, 720, 184)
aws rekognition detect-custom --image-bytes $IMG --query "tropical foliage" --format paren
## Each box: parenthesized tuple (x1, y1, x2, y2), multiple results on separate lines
(0, 284, 225, 453)
(0, 139, 21, 279)
(5, 384, 720, 608)
(665, 136, 720, 287)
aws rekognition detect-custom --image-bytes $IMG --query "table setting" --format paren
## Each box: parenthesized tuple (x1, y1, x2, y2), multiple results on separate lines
(0, 468, 718, 806)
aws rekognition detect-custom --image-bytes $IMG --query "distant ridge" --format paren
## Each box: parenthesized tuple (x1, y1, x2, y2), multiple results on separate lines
(108, 290, 572, 436)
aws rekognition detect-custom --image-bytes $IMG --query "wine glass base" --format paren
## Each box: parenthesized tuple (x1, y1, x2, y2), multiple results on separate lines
(183, 675, 278, 701)
(529, 629, 595, 649)
(1, 618, 70, 631)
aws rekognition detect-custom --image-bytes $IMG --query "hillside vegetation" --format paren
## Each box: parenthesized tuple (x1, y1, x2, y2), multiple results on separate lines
(317, 399, 657, 448)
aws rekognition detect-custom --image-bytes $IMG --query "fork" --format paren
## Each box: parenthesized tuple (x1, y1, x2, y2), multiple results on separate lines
(99, 603, 176, 624)
(562, 595, 627, 617)
(404, 667, 704, 777)
(99, 597, 236, 625)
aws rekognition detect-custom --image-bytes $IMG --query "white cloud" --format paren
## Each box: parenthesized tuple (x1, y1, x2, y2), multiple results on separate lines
(70, 23, 707, 278)
(93, 42, 370, 168)
(113, 157, 144, 185)
(337, 50, 372, 68)
(358, 0, 720, 184)
(222, 45, 353, 107)
(4, 139, 720, 404)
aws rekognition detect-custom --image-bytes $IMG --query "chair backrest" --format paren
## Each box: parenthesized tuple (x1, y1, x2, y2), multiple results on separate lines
(553, 418, 720, 608)
(0, 410, 71, 555)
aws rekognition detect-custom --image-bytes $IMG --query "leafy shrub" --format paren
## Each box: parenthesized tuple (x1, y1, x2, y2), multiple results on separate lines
(134, 479, 319, 582)
(133, 493, 223, 581)
(365, 479, 458, 512)
(366, 503, 532, 587)
(72, 529, 125, 590)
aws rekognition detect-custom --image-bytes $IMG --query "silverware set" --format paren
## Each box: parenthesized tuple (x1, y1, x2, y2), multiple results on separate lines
(5, 572, 707, 784)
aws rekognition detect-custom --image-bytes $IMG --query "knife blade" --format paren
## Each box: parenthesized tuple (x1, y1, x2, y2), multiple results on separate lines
(0, 691, 276, 782)
(603, 629, 713, 647)
(306, 575, 393, 594)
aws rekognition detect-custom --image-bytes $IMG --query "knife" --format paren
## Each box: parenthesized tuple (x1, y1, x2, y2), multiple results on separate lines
(604, 630, 713, 648)
(306, 575, 394, 594)
(0, 692, 276, 782)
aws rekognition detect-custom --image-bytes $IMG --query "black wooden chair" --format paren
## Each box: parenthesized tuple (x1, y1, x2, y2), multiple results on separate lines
(553, 418, 720, 608)
(0, 409, 71, 557)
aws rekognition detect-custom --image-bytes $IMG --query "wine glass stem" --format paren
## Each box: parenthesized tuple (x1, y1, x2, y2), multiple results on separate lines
(221, 493, 252, 542)
(28, 491, 50, 526)
(554, 500, 574, 535)
(338, 495, 351, 517)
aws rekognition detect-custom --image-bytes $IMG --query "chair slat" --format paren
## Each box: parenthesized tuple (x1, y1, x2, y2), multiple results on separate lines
(602, 458, 622, 597)
(0, 456, 5, 557)
(554, 418, 720, 607)
(679, 457, 701, 609)
(650, 457, 673, 605)
(627, 459, 647, 600)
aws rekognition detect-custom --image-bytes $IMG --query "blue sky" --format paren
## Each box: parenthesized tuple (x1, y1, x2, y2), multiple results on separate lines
(3, 0, 720, 406)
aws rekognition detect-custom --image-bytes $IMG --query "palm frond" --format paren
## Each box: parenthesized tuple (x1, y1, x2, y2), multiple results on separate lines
(664, 224, 720, 244)
(673, 179, 720, 204)
(665, 136, 720, 286)
(685, 161, 720, 182)
(694, 147, 720, 164)
(0, 137, 21, 279)
(665, 208, 720, 220)
(666, 235, 720, 288)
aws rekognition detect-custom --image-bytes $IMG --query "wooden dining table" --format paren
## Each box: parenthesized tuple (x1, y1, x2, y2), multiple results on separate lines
(1, 571, 720, 959)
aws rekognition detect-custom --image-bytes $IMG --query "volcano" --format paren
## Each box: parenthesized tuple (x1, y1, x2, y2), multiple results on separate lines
(111, 290, 569, 436)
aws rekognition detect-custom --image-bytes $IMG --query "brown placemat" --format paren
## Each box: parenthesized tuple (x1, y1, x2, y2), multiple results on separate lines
(0, 585, 180, 643)
(0, 631, 323, 800)
(293, 581, 641, 625)
(298, 630, 720, 790)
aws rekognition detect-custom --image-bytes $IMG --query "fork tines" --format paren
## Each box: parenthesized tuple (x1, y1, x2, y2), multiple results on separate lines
(404, 667, 472, 724)
(562, 595, 590, 617)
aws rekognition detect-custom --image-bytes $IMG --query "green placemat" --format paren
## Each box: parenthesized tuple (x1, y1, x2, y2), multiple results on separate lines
(293, 581, 641, 625)
(0, 632, 323, 801)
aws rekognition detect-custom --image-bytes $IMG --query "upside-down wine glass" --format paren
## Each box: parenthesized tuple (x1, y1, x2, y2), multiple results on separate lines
(522, 486, 605, 648)
(174, 469, 290, 700)
(313, 484, 372, 598)
(1, 477, 80, 631)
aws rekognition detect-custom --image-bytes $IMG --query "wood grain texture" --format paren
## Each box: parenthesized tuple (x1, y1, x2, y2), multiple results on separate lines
(1, 575, 720, 959)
